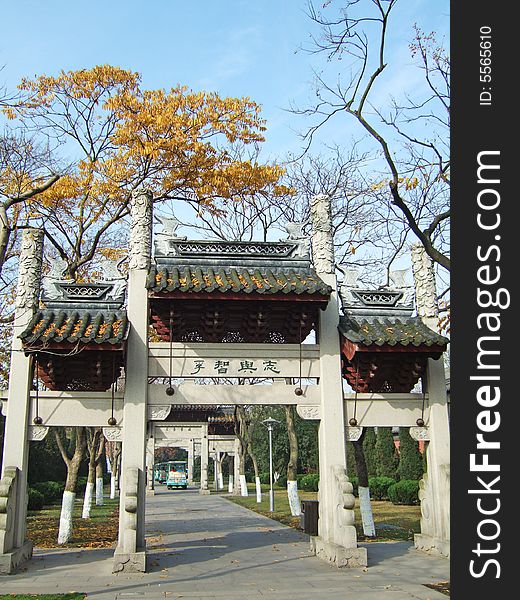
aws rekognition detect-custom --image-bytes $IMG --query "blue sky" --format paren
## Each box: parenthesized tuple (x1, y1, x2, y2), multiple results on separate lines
(1, 0, 449, 160)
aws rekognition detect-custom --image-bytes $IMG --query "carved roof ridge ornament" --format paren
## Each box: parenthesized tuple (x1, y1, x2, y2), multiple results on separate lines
(282, 222, 311, 259)
(154, 238, 305, 261)
(339, 266, 415, 318)
(154, 214, 187, 256)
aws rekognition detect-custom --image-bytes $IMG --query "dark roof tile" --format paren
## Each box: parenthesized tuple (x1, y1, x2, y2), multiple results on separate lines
(339, 315, 448, 348)
(20, 309, 129, 346)
(146, 265, 332, 297)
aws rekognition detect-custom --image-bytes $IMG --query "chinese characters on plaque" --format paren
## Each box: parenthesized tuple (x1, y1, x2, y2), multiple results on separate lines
(190, 359, 282, 376)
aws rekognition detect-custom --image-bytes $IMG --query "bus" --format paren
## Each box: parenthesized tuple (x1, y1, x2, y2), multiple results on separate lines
(154, 463, 168, 484)
(166, 461, 188, 489)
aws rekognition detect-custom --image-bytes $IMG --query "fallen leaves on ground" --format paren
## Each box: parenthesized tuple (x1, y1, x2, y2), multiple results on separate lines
(27, 507, 119, 549)
(424, 581, 450, 596)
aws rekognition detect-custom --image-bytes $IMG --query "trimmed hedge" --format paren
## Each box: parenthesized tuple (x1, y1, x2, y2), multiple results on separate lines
(298, 473, 320, 492)
(387, 479, 420, 505)
(368, 476, 397, 500)
(32, 480, 65, 504)
(28, 487, 45, 511)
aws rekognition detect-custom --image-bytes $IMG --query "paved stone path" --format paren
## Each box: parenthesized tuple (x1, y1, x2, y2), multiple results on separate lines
(1, 488, 449, 599)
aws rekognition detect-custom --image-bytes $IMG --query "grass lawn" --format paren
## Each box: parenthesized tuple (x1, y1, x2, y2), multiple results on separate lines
(227, 484, 421, 542)
(27, 490, 118, 549)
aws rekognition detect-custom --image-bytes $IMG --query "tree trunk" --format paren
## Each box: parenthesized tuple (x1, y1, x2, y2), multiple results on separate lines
(285, 405, 301, 516)
(235, 406, 249, 496)
(82, 463, 95, 519)
(352, 431, 376, 537)
(250, 452, 262, 503)
(95, 435, 106, 505)
(55, 426, 86, 544)
(106, 441, 122, 499)
(82, 428, 103, 518)
(95, 460, 104, 506)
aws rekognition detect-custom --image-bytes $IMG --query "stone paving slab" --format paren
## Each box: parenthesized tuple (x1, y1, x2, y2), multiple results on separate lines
(0, 488, 449, 599)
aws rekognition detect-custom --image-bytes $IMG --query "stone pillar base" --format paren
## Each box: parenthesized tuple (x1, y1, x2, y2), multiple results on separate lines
(0, 540, 33, 574)
(112, 547, 147, 573)
(414, 533, 450, 558)
(310, 536, 367, 568)
(199, 488, 211, 495)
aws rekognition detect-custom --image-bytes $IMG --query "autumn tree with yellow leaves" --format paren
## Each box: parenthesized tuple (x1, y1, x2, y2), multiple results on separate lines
(0, 64, 287, 282)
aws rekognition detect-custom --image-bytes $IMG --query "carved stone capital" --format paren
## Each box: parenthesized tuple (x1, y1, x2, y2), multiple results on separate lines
(15, 228, 44, 314)
(28, 425, 49, 441)
(103, 427, 123, 442)
(310, 194, 335, 275)
(410, 426, 430, 441)
(346, 426, 363, 442)
(296, 405, 321, 420)
(148, 405, 172, 421)
(129, 190, 153, 270)
(411, 244, 439, 327)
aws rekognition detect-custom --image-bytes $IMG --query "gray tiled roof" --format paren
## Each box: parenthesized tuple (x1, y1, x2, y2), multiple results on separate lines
(146, 265, 332, 297)
(339, 315, 448, 347)
(20, 309, 129, 346)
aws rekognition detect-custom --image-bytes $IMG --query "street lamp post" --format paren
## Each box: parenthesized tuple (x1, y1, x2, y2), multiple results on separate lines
(262, 417, 279, 512)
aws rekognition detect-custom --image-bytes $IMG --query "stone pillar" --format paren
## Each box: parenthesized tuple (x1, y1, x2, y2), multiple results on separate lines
(0, 229, 43, 574)
(212, 456, 218, 491)
(146, 427, 155, 495)
(411, 244, 440, 329)
(187, 439, 194, 485)
(411, 244, 450, 557)
(199, 424, 210, 494)
(309, 195, 366, 568)
(113, 190, 152, 573)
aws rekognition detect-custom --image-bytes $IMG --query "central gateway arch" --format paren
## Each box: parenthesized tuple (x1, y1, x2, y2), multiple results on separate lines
(0, 192, 449, 574)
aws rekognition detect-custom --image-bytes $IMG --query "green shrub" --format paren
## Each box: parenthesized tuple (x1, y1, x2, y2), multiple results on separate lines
(32, 480, 65, 504)
(77, 476, 88, 493)
(28, 487, 45, 511)
(276, 475, 288, 488)
(387, 480, 420, 505)
(368, 476, 397, 500)
(299, 473, 320, 492)
(259, 472, 271, 485)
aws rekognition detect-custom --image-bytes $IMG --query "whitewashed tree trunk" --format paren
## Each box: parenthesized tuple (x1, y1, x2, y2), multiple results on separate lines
(239, 474, 248, 496)
(358, 486, 376, 537)
(255, 476, 262, 503)
(287, 480, 302, 516)
(58, 490, 76, 544)
(95, 477, 104, 506)
(82, 482, 94, 519)
(228, 474, 234, 493)
(110, 474, 117, 499)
